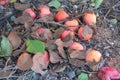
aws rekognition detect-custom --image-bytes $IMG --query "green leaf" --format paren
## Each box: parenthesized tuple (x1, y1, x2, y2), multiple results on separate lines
(10, 0, 17, 3)
(26, 40, 45, 54)
(48, 0, 61, 9)
(94, 0, 103, 9)
(0, 36, 13, 57)
(77, 73, 88, 80)
(110, 19, 118, 24)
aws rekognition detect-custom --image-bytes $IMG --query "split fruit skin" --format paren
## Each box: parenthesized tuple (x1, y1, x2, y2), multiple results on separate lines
(78, 26, 93, 41)
(24, 8, 36, 19)
(38, 5, 51, 17)
(69, 42, 84, 50)
(98, 67, 120, 80)
(55, 11, 69, 22)
(83, 11, 96, 26)
(60, 30, 74, 40)
(86, 50, 102, 63)
(65, 19, 79, 31)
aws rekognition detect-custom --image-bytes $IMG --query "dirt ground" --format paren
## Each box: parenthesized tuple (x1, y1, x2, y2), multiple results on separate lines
(0, 0, 120, 80)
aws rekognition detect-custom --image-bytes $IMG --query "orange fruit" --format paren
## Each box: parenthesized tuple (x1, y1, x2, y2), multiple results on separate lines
(55, 11, 69, 22)
(60, 30, 74, 40)
(38, 5, 51, 17)
(86, 49, 102, 63)
(78, 25, 93, 41)
(69, 42, 84, 50)
(24, 8, 36, 19)
(65, 19, 79, 31)
(83, 11, 96, 26)
(36, 28, 44, 35)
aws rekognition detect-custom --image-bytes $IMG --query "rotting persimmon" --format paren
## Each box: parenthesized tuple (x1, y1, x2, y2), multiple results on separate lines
(78, 25, 93, 41)
(38, 5, 51, 17)
(83, 11, 96, 26)
(86, 49, 102, 63)
(55, 10, 69, 22)
(69, 42, 84, 50)
(23, 8, 36, 19)
(36, 28, 45, 35)
(65, 19, 79, 31)
(60, 30, 74, 40)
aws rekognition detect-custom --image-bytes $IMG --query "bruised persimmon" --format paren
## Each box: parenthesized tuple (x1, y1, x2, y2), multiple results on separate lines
(23, 8, 36, 19)
(86, 49, 102, 63)
(38, 5, 51, 17)
(69, 42, 84, 50)
(55, 11, 69, 22)
(65, 19, 79, 31)
(83, 11, 96, 26)
(60, 30, 74, 40)
(78, 25, 93, 41)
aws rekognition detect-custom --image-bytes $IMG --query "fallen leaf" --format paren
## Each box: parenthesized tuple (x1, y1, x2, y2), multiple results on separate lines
(53, 63, 68, 72)
(0, 70, 11, 77)
(8, 30, 22, 50)
(55, 39, 66, 59)
(0, 36, 13, 57)
(17, 52, 32, 71)
(14, 13, 33, 24)
(31, 52, 49, 74)
(26, 40, 45, 54)
(98, 67, 120, 80)
(45, 40, 57, 50)
(48, 0, 61, 9)
(77, 73, 88, 80)
(42, 29, 53, 41)
(49, 50, 62, 63)
(69, 59, 85, 67)
(14, 3, 30, 11)
(69, 50, 86, 59)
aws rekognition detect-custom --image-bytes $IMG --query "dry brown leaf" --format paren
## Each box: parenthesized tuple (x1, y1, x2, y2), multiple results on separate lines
(69, 59, 85, 67)
(43, 29, 53, 41)
(31, 52, 49, 74)
(49, 50, 62, 63)
(8, 30, 22, 50)
(45, 40, 57, 50)
(17, 52, 32, 71)
(55, 39, 66, 59)
(14, 3, 30, 11)
(53, 63, 68, 72)
(69, 50, 86, 59)
(14, 13, 33, 24)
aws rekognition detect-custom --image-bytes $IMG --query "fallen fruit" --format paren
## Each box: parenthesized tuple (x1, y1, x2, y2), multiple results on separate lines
(65, 19, 79, 31)
(38, 5, 51, 17)
(23, 8, 36, 19)
(86, 49, 102, 63)
(78, 25, 93, 41)
(55, 10, 69, 22)
(98, 67, 120, 80)
(0, 0, 8, 5)
(83, 11, 96, 26)
(36, 28, 44, 35)
(60, 30, 74, 40)
(69, 42, 84, 50)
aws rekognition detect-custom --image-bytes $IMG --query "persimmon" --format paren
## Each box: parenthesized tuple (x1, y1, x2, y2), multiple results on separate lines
(0, 0, 8, 5)
(78, 25, 93, 41)
(23, 8, 36, 19)
(69, 42, 84, 50)
(38, 5, 51, 17)
(86, 49, 102, 63)
(36, 28, 44, 35)
(60, 30, 74, 40)
(83, 11, 96, 26)
(65, 19, 79, 31)
(55, 10, 69, 22)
